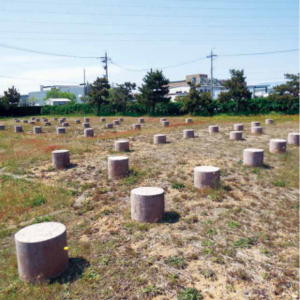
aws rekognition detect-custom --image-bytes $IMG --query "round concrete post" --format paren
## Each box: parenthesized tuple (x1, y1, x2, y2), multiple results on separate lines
(107, 156, 129, 179)
(265, 119, 274, 125)
(138, 118, 145, 124)
(31, 117, 36, 121)
(84, 128, 94, 137)
(161, 121, 169, 127)
(15, 125, 23, 133)
(63, 122, 69, 127)
(83, 122, 90, 128)
(100, 117, 106, 122)
(209, 125, 219, 134)
(185, 118, 193, 124)
(251, 126, 263, 134)
(183, 129, 194, 138)
(36, 118, 40, 122)
(106, 123, 113, 129)
(194, 166, 220, 189)
(33, 126, 42, 134)
(287, 133, 300, 146)
(113, 120, 120, 126)
(52, 150, 70, 169)
(269, 139, 286, 153)
(15, 119, 20, 123)
(251, 121, 260, 127)
(119, 117, 124, 122)
(132, 124, 141, 130)
(44, 122, 51, 126)
(59, 119, 64, 124)
(131, 187, 165, 223)
(114, 139, 129, 152)
(229, 131, 243, 141)
(15, 222, 68, 283)
(243, 148, 264, 167)
(160, 118, 167, 123)
(153, 134, 167, 144)
(56, 127, 66, 135)
(0, 124, 5, 130)
(23, 120, 28, 124)
(83, 117, 90, 123)
(29, 121, 36, 125)
(233, 123, 244, 131)
(53, 118, 58, 121)
(75, 120, 81, 124)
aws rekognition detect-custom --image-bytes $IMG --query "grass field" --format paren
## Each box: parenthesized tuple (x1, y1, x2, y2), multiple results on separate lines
(0, 114, 299, 300)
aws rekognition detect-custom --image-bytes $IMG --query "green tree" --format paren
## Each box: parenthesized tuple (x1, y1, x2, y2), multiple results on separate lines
(137, 69, 170, 113)
(108, 82, 136, 112)
(272, 73, 299, 97)
(84, 77, 110, 115)
(218, 69, 251, 113)
(0, 86, 20, 108)
(44, 88, 77, 102)
(178, 84, 214, 115)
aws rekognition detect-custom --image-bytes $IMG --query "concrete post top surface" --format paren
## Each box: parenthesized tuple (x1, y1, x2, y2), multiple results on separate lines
(209, 125, 218, 128)
(52, 149, 69, 154)
(131, 187, 164, 196)
(244, 148, 264, 153)
(270, 139, 286, 143)
(235, 123, 243, 126)
(194, 166, 220, 173)
(15, 222, 66, 243)
(116, 139, 129, 143)
(183, 129, 194, 132)
(108, 156, 129, 161)
(154, 134, 166, 137)
(289, 132, 300, 135)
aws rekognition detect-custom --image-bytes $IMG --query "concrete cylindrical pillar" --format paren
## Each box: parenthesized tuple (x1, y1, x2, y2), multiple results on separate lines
(287, 132, 300, 146)
(59, 119, 64, 124)
(23, 120, 28, 124)
(233, 123, 244, 131)
(183, 129, 194, 139)
(265, 119, 274, 125)
(138, 118, 145, 124)
(0, 124, 6, 130)
(63, 122, 69, 127)
(229, 131, 243, 141)
(107, 156, 129, 179)
(83, 122, 90, 128)
(269, 139, 286, 153)
(160, 118, 167, 123)
(33, 126, 42, 134)
(75, 120, 81, 124)
(36, 118, 40, 122)
(44, 122, 51, 126)
(185, 118, 193, 124)
(132, 124, 141, 130)
(84, 128, 94, 137)
(208, 125, 219, 134)
(15, 125, 23, 133)
(114, 139, 129, 152)
(56, 127, 66, 135)
(113, 120, 120, 126)
(52, 150, 70, 169)
(243, 148, 264, 167)
(119, 118, 124, 122)
(194, 166, 220, 189)
(251, 121, 260, 127)
(131, 187, 165, 223)
(15, 222, 68, 283)
(83, 117, 90, 123)
(106, 123, 113, 129)
(161, 121, 169, 127)
(153, 134, 167, 144)
(100, 117, 106, 122)
(251, 126, 263, 134)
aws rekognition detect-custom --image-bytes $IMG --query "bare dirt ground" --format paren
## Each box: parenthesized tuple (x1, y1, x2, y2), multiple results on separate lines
(0, 114, 298, 300)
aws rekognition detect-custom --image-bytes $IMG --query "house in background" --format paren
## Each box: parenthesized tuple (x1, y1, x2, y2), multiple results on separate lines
(45, 98, 71, 106)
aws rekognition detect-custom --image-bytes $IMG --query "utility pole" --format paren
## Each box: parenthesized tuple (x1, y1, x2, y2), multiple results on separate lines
(100, 52, 110, 80)
(207, 50, 217, 99)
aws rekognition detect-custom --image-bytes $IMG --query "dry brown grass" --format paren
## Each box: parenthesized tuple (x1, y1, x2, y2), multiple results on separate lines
(0, 114, 298, 299)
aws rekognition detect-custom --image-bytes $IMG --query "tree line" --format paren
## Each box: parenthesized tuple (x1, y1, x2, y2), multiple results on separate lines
(0, 70, 299, 116)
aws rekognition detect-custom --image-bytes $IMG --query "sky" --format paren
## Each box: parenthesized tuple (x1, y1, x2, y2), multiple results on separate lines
(0, 0, 298, 95)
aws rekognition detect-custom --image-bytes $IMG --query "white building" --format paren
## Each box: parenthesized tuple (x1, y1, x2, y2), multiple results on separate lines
(45, 98, 72, 106)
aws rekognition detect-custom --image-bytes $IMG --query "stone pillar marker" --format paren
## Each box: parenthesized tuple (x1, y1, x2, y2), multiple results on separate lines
(183, 129, 195, 138)
(185, 118, 193, 124)
(84, 117, 90, 123)
(251, 121, 260, 127)
(287, 132, 300, 146)
(113, 120, 120, 125)
(84, 128, 94, 137)
(23, 120, 28, 124)
(138, 118, 145, 124)
(233, 123, 244, 131)
(63, 122, 69, 127)
(33, 126, 42, 134)
(75, 120, 81, 124)
(194, 166, 220, 189)
(265, 119, 274, 125)
(56, 127, 66, 135)
(160, 118, 167, 123)
(161, 120, 169, 127)
(251, 126, 263, 134)
(100, 117, 106, 122)
(230, 131, 243, 141)
(106, 123, 113, 129)
(83, 122, 90, 128)
(114, 139, 130, 152)
(15, 125, 23, 133)
(243, 148, 264, 167)
(153, 134, 167, 144)
(132, 124, 141, 130)
(44, 122, 51, 126)
(209, 125, 219, 134)
(0, 124, 5, 130)
(131, 187, 165, 223)
(108, 156, 129, 179)
(15, 222, 68, 283)
(52, 150, 70, 169)
(269, 139, 286, 153)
